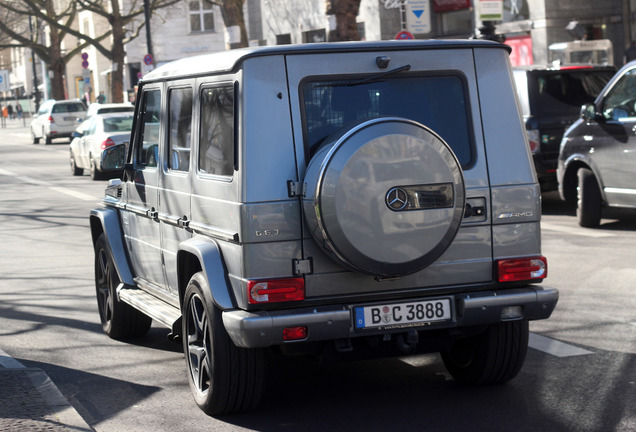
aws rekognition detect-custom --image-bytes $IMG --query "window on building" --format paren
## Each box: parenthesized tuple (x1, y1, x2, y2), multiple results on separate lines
(189, 0, 215, 33)
(276, 34, 292, 45)
(168, 87, 193, 172)
(199, 85, 235, 177)
(441, 9, 472, 36)
(302, 29, 327, 43)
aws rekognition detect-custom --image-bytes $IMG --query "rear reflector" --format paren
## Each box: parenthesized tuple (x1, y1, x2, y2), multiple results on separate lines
(248, 278, 305, 304)
(283, 326, 307, 341)
(497, 256, 547, 282)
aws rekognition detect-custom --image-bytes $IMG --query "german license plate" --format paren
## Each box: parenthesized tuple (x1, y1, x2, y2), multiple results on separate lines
(355, 298, 451, 329)
(64, 116, 76, 121)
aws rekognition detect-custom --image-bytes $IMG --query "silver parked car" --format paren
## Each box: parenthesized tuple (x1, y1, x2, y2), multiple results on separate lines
(69, 112, 133, 180)
(30, 99, 87, 144)
(558, 60, 636, 227)
(90, 40, 558, 416)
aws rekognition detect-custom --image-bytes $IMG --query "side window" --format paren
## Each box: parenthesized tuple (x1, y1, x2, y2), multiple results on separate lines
(602, 70, 636, 120)
(136, 89, 161, 168)
(199, 85, 234, 177)
(168, 87, 193, 172)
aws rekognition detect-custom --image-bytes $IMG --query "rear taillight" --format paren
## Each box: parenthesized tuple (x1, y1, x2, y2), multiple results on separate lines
(248, 278, 305, 304)
(47, 115, 54, 124)
(497, 256, 547, 283)
(101, 138, 116, 149)
(527, 129, 540, 153)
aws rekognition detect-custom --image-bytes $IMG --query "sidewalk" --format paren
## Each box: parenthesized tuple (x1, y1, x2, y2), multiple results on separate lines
(0, 349, 93, 432)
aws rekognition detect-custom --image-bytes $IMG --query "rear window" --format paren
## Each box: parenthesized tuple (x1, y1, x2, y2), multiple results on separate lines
(302, 74, 474, 167)
(527, 70, 614, 119)
(52, 103, 86, 114)
(103, 117, 133, 133)
(98, 107, 133, 115)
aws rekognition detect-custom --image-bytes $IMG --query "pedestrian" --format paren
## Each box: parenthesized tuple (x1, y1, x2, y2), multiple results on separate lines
(97, 91, 106, 104)
(626, 41, 636, 63)
(2, 105, 8, 119)
(16, 103, 22, 119)
(7, 104, 13, 120)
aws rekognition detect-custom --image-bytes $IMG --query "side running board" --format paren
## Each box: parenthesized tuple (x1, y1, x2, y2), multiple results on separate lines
(117, 287, 181, 329)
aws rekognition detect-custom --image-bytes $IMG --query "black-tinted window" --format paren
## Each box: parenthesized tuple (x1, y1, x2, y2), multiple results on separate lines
(168, 88, 193, 172)
(302, 75, 474, 166)
(527, 70, 614, 119)
(199, 85, 234, 177)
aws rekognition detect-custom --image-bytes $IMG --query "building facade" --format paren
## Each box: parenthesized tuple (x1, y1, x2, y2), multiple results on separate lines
(5, 0, 636, 113)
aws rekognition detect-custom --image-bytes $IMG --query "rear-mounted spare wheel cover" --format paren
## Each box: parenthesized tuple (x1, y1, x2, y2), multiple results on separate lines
(303, 117, 465, 278)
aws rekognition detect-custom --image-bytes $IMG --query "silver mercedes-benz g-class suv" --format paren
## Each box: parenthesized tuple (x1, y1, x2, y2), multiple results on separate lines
(91, 40, 558, 416)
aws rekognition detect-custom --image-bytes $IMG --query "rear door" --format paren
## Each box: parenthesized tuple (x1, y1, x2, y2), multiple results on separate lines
(285, 48, 493, 298)
(158, 81, 194, 293)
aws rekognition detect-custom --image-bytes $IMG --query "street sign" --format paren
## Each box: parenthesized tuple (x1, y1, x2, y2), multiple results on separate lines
(396, 31, 414, 40)
(406, 0, 431, 34)
(0, 70, 9, 92)
(82, 60, 89, 69)
(81, 52, 89, 60)
(144, 54, 153, 65)
(479, 0, 503, 21)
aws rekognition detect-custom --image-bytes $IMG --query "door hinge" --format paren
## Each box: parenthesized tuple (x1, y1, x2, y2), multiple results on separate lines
(293, 258, 313, 275)
(287, 181, 307, 198)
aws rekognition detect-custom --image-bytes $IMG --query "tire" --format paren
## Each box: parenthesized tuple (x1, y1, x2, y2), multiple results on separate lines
(44, 132, 52, 145)
(577, 168, 602, 228)
(90, 157, 103, 180)
(94, 234, 152, 339)
(70, 151, 84, 176)
(441, 320, 529, 386)
(183, 272, 266, 416)
(32, 130, 40, 144)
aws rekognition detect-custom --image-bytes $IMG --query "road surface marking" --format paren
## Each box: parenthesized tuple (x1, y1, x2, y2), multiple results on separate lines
(529, 332, 594, 357)
(0, 169, 97, 201)
(541, 221, 614, 238)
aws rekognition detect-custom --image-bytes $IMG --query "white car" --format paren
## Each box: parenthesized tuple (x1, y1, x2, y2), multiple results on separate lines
(30, 99, 87, 144)
(69, 112, 133, 180)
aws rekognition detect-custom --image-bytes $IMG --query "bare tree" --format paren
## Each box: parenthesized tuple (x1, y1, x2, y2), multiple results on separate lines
(326, 0, 362, 41)
(0, 0, 180, 102)
(203, 0, 248, 49)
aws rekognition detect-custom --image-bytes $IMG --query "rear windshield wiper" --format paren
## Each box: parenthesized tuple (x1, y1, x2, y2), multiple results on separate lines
(345, 64, 412, 87)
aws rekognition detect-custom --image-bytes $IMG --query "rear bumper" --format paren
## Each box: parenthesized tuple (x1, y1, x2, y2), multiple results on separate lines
(222, 286, 559, 348)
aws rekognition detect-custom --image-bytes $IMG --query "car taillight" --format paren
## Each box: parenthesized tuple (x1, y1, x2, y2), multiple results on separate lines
(47, 115, 54, 124)
(248, 278, 305, 304)
(526, 129, 540, 153)
(497, 256, 547, 282)
(101, 138, 116, 149)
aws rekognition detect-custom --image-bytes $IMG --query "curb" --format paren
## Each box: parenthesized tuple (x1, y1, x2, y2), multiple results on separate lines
(0, 349, 94, 431)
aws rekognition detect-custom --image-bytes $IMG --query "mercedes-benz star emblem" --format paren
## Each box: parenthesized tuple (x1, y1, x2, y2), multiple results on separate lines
(386, 187, 409, 211)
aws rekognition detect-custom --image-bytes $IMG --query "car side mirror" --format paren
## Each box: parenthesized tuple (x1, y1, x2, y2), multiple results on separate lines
(581, 103, 603, 122)
(101, 145, 126, 171)
(72, 131, 83, 138)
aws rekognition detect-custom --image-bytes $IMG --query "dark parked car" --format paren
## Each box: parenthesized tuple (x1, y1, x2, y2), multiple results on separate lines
(513, 64, 615, 191)
(558, 61, 636, 227)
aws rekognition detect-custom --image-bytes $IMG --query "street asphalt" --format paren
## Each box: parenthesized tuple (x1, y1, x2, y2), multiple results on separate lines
(0, 119, 94, 431)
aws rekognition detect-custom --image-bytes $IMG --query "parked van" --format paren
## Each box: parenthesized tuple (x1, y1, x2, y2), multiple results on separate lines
(91, 40, 558, 415)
